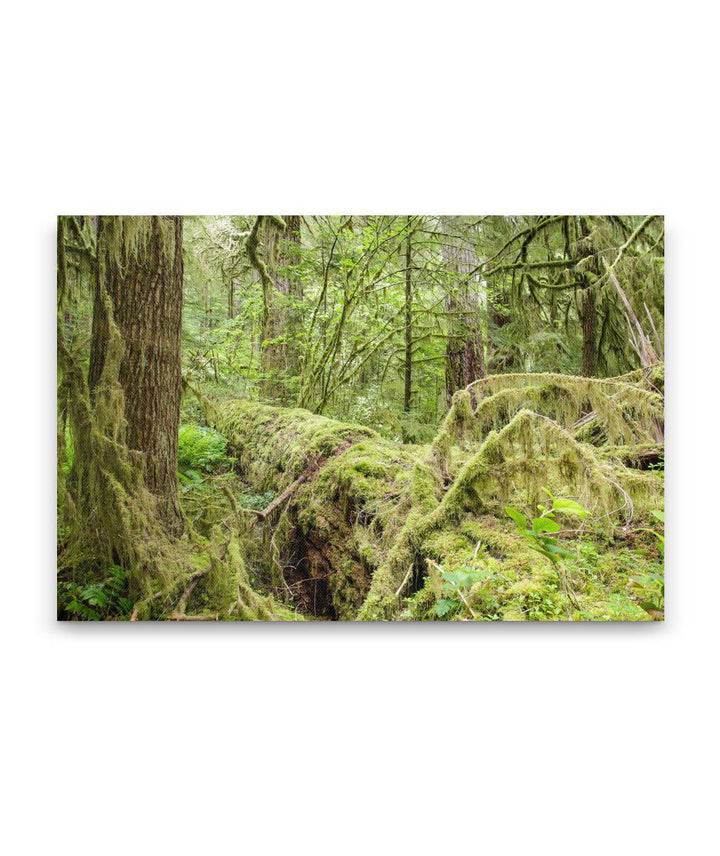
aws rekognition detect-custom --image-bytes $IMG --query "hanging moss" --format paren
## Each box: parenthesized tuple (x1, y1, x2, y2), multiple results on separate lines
(57, 289, 293, 620)
(430, 388, 474, 476)
(99, 216, 178, 276)
(466, 370, 663, 446)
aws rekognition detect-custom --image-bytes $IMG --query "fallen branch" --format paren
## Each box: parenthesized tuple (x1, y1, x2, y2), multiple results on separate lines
(129, 590, 164, 621)
(247, 455, 321, 529)
(603, 260, 659, 368)
(174, 572, 208, 615)
(394, 564, 414, 598)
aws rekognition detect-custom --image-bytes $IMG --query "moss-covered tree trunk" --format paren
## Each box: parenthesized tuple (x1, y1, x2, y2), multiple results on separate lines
(210, 399, 434, 618)
(443, 220, 486, 405)
(89, 216, 184, 534)
(403, 218, 413, 412)
(259, 215, 302, 401)
(572, 217, 599, 378)
(486, 282, 518, 373)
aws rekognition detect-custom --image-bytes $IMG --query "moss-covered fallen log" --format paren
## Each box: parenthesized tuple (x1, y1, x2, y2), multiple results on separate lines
(211, 399, 439, 618)
(210, 370, 664, 621)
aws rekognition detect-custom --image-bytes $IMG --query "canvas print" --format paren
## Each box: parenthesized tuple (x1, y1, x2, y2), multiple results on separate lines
(57, 216, 664, 621)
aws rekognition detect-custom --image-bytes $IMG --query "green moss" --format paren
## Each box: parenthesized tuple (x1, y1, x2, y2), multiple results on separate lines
(200, 363, 664, 622)
(58, 300, 295, 621)
(468, 370, 663, 446)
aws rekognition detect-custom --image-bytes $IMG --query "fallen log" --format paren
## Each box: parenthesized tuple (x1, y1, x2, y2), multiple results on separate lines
(210, 382, 664, 621)
(211, 399, 438, 618)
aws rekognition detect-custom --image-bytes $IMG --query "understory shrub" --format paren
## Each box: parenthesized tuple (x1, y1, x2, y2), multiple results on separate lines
(178, 423, 231, 484)
(58, 565, 132, 620)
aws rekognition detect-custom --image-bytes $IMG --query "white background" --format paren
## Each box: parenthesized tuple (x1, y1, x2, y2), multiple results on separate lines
(2, 1, 718, 854)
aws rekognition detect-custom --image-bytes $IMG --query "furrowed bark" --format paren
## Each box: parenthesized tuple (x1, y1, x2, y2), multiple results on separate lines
(89, 215, 184, 534)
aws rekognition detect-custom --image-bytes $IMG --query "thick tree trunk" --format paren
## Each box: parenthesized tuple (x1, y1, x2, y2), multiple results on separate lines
(89, 216, 184, 534)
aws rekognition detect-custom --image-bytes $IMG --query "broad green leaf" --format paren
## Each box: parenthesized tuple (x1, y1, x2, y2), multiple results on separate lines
(505, 507, 527, 530)
(552, 497, 587, 518)
(442, 569, 477, 589)
(532, 517, 561, 534)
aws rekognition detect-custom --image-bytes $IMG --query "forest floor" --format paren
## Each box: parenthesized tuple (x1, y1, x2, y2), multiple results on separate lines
(180, 468, 663, 621)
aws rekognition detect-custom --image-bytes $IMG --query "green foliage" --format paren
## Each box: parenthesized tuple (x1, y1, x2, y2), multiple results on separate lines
(58, 565, 132, 620)
(433, 562, 499, 620)
(178, 423, 230, 484)
(503, 490, 589, 616)
(646, 509, 665, 551)
(628, 509, 664, 618)
(506, 489, 587, 565)
(238, 490, 275, 510)
(627, 572, 664, 618)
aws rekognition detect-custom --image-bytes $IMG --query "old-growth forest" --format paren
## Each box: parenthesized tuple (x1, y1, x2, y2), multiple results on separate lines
(57, 215, 664, 621)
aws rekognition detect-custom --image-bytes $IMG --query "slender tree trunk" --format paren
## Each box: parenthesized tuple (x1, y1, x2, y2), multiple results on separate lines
(403, 220, 413, 413)
(577, 217, 599, 377)
(487, 284, 518, 373)
(227, 277, 235, 320)
(260, 215, 302, 400)
(202, 281, 211, 329)
(89, 216, 184, 534)
(581, 286, 598, 377)
(443, 220, 486, 405)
